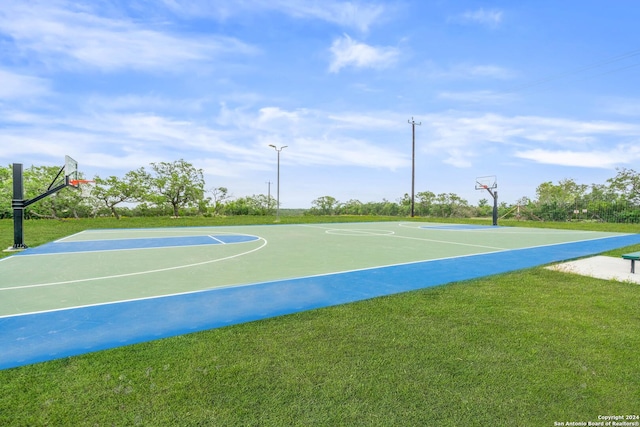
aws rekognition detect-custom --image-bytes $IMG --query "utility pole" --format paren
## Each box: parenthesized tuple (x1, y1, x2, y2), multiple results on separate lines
(408, 117, 421, 217)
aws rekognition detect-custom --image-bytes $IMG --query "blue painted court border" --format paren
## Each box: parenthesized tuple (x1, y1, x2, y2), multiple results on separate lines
(2, 233, 640, 370)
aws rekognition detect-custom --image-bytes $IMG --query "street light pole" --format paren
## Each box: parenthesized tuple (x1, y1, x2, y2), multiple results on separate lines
(408, 117, 421, 218)
(268, 144, 287, 222)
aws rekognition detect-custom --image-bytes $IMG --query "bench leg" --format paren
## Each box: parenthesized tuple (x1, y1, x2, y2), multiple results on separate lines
(632, 259, 636, 274)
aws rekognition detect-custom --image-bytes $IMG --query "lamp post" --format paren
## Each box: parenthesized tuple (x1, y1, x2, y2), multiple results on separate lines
(268, 144, 287, 221)
(408, 117, 421, 217)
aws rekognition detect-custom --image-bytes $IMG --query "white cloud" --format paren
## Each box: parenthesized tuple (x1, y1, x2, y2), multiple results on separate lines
(329, 34, 399, 73)
(289, 135, 406, 169)
(1, 101, 410, 177)
(274, 0, 385, 33)
(0, 2, 257, 71)
(443, 148, 475, 168)
(437, 90, 514, 104)
(421, 62, 514, 80)
(327, 113, 399, 129)
(245, 107, 407, 169)
(421, 112, 640, 169)
(450, 8, 504, 28)
(425, 113, 640, 147)
(602, 97, 640, 116)
(467, 65, 514, 79)
(0, 69, 51, 99)
(515, 146, 640, 168)
(6, 96, 640, 176)
(83, 94, 209, 114)
(258, 107, 302, 124)
(159, 0, 386, 32)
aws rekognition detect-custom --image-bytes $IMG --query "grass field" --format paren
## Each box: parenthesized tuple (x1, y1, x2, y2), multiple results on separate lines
(1, 216, 639, 426)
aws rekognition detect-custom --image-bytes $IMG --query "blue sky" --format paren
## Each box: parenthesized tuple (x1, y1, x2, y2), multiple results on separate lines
(1, 1, 640, 208)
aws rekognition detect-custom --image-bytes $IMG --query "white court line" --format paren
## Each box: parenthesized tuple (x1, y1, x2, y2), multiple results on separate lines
(55, 230, 90, 243)
(397, 222, 605, 235)
(382, 233, 506, 250)
(325, 229, 396, 236)
(208, 235, 226, 244)
(297, 224, 339, 230)
(300, 223, 506, 250)
(0, 238, 267, 292)
(397, 222, 494, 231)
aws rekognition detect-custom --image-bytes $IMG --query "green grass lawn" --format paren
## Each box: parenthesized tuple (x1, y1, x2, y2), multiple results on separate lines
(1, 217, 639, 426)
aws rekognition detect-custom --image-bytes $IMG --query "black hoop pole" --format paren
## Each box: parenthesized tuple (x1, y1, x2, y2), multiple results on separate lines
(483, 186, 498, 226)
(492, 190, 498, 226)
(12, 163, 27, 249)
(10, 162, 75, 250)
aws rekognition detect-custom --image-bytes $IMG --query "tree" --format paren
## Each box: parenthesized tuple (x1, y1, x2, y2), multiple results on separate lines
(416, 191, 436, 216)
(535, 179, 587, 205)
(221, 195, 271, 216)
(432, 193, 472, 218)
(340, 199, 364, 215)
(147, 159, 206, 217)
(476, 198, 491, 217)
(535, 179, 589, 221)
(379, 199, 399, 216)
(398, 193, 411, 216)
(249, 194, 272, 215)
(22, 165, 85, 219)
(0, 165, 11, 218)
(208, 186, 231, 216)
(223, 197, 250, 215)
(91, 170, 148, 219)
(607, 168, 640, 204)
(310, 196, 339, 215)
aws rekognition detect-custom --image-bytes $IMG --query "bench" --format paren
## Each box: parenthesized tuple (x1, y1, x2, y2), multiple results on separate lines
(622, 251, 640, 273)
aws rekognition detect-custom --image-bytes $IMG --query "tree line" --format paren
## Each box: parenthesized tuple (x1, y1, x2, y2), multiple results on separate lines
(308, 169, 640, 223)
(1, 160, 640, 223)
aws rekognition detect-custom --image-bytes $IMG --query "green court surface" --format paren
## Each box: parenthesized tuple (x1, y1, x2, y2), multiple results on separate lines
(0, 221, 632, 318)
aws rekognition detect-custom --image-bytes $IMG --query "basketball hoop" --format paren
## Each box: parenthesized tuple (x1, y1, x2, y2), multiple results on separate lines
(474, 175, 498, 226)
(69, 179, 94, 187)
(475, 175, 497, 191)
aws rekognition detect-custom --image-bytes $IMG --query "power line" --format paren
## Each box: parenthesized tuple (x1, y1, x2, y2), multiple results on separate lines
(504, 47, 640, 93)
(582, 61, 640, 80)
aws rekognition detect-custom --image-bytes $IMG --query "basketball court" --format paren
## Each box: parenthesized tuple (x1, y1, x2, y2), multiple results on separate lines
(2, 221, 640, 370)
